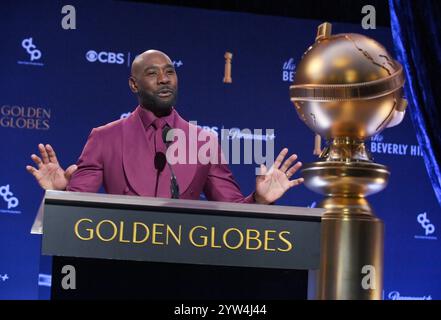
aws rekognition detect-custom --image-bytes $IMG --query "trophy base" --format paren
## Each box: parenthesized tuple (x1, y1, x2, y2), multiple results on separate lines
(317, 216, 384, 300)
(302, 161, 390, 200)
(301, 161, 388, 299)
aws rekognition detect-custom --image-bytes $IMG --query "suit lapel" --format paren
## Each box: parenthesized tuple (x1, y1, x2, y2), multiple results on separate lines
(122, 107, 198, 198)
(122, 107, 156, 196)
(167, 111, 198, 197)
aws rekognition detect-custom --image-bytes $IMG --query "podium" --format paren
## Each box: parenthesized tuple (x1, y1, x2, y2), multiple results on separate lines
(32, 191, 323, 300)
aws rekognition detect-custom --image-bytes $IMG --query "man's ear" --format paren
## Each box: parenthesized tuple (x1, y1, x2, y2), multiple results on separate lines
(128, 76, 138, 93)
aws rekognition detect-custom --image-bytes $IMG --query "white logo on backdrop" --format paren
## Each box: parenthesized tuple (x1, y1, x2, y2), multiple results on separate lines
(370, 134, 423, 157)
(282, 58, 296, 82)
(38, 273, 52, 287)
(415, 212, 437, 240)
(0, 274, 9, 282)
(0, 185, 19, 209)
(120, 112, 131, 119)
(86, 50, 125, 64)
(387, 290, 432, 300)
(308, 201, 317, 208)
(17, 37, 44, 66)
(94, 50, 184, 68)
(0, 184, 21, 215)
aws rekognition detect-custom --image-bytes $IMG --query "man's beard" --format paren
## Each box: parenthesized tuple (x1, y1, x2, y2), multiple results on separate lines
(139, 90, 177, 115)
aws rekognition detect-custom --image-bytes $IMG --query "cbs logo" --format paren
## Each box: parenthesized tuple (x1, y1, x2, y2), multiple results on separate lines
(86, 50, 124, 64)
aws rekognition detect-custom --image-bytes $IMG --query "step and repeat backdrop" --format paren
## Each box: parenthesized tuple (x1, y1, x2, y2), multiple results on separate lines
(0, 0, 439, 299)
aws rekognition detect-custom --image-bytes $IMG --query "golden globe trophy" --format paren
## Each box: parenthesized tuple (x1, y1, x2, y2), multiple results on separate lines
(290, 22, 407, 299)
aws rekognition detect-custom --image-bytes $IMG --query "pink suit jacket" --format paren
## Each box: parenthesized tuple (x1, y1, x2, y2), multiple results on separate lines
(67, 106, 254, 203)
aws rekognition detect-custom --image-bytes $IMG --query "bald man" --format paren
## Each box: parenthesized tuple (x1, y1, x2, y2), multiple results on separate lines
(27, 50, 304, 204)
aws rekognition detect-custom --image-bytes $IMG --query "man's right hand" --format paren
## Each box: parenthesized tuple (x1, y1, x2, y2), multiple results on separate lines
(26, 143, 77, 190)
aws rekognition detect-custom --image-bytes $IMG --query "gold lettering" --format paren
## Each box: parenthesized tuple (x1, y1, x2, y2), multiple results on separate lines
(74, 218, 94, 241)
(132, 222, 150, 243)
(152, 223, 165, 245)
(166, 225, 181, 245)
(245, 229, 262, 250)
(264, 230, 276, 251)
(189, 226, 208, 247)
(96, 220, 118, 242)
(118, 221, 130, 243)
(223, 228, 244, 250)
(278, 231, 293, 252)
(210, 227, 221, 248)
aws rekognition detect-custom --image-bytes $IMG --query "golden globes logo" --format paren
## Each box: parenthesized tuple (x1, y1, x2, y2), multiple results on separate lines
(74, 218, 294, 252)
(0, 105, 51, 130)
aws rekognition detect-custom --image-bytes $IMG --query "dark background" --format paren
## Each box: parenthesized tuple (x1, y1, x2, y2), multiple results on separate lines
(125, 0, 391, 26)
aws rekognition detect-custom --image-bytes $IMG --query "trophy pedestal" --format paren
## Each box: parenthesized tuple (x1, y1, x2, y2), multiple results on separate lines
(318, 214, 384, 299)
(302, 161, 388, 299)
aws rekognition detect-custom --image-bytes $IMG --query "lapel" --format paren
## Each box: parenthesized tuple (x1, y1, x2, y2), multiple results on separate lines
(171, 111, 198, 196)
(122, 107, 155, 196)
(122, 107, 198, 197)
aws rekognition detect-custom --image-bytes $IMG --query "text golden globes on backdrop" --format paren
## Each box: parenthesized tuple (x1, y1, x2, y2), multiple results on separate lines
(290, 22, 407, 300)
(223, 52, 233, 83)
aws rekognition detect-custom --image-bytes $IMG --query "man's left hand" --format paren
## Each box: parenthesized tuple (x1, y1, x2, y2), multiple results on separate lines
(254, 148, 304, 204)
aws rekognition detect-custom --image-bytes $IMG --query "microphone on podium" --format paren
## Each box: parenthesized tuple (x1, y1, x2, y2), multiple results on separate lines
(154, 152, 166, 197)
(162, 125, 180, 199)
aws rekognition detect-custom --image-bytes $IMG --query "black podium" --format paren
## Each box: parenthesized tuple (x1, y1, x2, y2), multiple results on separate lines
(32, 191, 322, 300)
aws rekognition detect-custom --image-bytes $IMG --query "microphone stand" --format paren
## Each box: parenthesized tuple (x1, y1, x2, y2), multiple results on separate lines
(163, 126, 180, 199)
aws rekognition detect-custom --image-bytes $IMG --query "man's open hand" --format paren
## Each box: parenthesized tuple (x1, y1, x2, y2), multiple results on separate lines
(254, 148, 304, 204)
(26, 144, 77, 190)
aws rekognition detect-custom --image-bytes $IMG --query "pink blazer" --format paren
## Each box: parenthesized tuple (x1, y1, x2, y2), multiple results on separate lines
(67, 106, 254, 203)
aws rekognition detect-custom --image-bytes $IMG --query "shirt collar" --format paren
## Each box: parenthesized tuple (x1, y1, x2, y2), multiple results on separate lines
(137, 105, 176, 130)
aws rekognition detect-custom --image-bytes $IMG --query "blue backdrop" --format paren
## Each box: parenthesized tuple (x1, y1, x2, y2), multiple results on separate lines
(0, 0, 439, 300)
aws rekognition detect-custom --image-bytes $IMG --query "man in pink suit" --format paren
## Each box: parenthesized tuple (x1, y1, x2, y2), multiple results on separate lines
(26, 50, 304, 204)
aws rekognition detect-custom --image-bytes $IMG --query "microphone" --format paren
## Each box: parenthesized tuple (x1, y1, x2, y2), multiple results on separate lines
(154, 152, 166, 197)
(162, 125, 172, 146)
(162, 125, 180, 199)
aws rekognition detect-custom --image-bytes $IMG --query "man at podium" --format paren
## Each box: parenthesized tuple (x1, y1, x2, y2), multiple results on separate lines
(26, 50, 304, 205)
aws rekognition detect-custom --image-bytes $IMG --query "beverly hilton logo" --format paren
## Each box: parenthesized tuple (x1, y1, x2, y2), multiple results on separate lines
(370, 134, 423, 157)
(282, 58, 296, 82)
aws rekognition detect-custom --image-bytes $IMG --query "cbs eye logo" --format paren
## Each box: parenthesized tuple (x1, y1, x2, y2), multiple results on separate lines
(86, 50, 124, 65)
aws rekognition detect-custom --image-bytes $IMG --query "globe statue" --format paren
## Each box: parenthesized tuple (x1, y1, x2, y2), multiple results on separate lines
(290, 22, 407, 300)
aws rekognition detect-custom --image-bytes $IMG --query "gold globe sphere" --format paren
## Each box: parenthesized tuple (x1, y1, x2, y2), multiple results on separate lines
(290, 30, 406, 140)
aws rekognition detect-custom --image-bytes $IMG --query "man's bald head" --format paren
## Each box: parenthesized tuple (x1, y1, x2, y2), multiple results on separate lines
(128, 49, 178, 116)
(130, 50, 173, 77)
